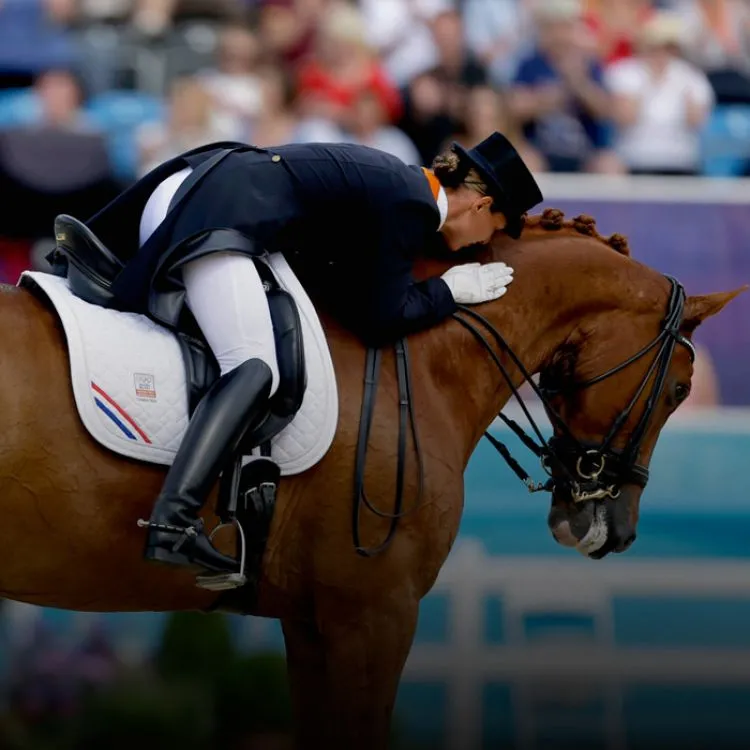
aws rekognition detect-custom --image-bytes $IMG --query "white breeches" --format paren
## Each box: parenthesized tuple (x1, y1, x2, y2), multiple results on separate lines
(138, 167, 280, 394)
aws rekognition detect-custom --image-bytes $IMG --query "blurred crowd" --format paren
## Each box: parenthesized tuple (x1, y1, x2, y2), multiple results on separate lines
(0, 0, 735, 406)
(1, 610, 297, 750)
(1, 0, 750, 234)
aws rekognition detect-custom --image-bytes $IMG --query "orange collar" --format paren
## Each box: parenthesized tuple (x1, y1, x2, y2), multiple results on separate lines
(421, 167, 448, 229)
(421, 167, 441, 201)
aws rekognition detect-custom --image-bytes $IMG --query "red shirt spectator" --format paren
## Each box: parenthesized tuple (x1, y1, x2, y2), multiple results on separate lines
(584, 0, 655, 65)
(296, 3, 403, 124)
(297, 59, 403, 123)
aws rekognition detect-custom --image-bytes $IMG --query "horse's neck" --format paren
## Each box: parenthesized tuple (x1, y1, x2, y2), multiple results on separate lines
(424, 240, 655, 464)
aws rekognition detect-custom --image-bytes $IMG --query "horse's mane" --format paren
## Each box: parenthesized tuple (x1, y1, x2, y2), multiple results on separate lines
(522, 208, 631, 257)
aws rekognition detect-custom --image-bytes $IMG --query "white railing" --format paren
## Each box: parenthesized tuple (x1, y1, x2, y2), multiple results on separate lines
(536, 172, 750, 204)
(403, 540, 750, 750)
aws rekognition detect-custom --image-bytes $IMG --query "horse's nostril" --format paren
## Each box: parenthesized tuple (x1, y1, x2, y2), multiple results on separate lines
(616, 532, 636, 553)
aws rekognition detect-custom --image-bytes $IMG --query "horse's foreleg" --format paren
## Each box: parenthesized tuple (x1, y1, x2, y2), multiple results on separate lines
(318, 593, 420, 750)
(281, 616, 330, 749)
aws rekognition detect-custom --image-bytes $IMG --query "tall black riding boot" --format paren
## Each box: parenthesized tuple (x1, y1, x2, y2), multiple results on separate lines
(142, 357, 273, 574)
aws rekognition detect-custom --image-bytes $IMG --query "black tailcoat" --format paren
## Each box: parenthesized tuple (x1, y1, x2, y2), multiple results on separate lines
(85, 141, 457, 346)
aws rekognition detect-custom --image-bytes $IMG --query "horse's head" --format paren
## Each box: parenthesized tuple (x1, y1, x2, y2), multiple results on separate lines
(522, 214, 746, 559)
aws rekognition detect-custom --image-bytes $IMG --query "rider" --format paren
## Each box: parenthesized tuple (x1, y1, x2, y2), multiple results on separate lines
(82, 131, 543, 578)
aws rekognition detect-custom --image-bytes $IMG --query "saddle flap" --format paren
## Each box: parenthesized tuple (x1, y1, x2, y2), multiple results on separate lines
(52, 214, 125, 307)
(267, 287, 307, 418)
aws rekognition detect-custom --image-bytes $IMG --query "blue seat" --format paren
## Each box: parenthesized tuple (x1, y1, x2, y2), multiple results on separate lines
(84, 90, 165, 131)
(0, 88, 40, 128)
(700, 105, 750, 177)
(84, 90, 165, 180)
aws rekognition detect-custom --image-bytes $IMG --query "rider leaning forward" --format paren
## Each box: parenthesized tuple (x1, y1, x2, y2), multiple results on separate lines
(82, 131, 544, 578)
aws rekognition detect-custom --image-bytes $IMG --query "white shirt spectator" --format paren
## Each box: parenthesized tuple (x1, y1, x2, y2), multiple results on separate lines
(357, 0, 453, 87)
(605, 56, 715, 171)
(197, 71, 264, 140)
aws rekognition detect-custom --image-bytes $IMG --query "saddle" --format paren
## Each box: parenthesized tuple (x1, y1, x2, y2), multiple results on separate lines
(47, 214, 307, 592)
(48, 214, 307, 445)
(46, 214, 421, 612)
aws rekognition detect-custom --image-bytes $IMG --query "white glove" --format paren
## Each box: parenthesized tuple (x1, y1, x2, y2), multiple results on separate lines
(441, 262, 514, 305)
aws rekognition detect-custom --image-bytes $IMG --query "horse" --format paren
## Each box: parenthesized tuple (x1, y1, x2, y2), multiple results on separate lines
(0, 208, 742, 748)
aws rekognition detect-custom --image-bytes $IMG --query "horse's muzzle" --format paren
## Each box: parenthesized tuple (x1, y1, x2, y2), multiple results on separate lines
(548, 486, 640, 559)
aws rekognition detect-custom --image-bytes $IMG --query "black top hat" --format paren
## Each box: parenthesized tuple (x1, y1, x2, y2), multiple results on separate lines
(452, 131, 543, 239)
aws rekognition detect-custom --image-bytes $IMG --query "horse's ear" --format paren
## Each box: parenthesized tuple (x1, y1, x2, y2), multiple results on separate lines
(682, 287, 748, 333)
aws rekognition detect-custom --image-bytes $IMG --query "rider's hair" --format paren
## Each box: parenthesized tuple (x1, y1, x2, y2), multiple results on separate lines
(432, 148, 503, 213)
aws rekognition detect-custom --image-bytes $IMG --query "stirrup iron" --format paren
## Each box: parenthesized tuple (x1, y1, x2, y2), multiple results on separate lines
(194, 517, 248, 591)
(196, 477, 277, 591)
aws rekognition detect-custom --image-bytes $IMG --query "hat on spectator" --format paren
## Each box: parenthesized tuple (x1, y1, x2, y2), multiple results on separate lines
(531, 0, 582, 22)
(638, 12, 685, 49)
(452, 132, 544, 240)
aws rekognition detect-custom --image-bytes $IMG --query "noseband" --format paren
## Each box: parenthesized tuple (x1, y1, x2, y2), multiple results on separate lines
(453, 275, 695, 504)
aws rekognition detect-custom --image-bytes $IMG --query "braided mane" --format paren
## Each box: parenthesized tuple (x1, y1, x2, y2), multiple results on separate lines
(522, 208, 631, 257)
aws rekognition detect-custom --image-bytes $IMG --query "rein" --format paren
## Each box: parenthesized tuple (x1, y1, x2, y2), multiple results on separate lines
(349, 275, 694, 556)
(452, 275, 695, 504)
(352, 339, 425, 557)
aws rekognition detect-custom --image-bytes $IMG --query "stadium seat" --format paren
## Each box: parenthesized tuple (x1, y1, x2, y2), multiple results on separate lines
(0, 88, 40, 128)
(700, 105, 750, 177)
(84, 90, 165, 180)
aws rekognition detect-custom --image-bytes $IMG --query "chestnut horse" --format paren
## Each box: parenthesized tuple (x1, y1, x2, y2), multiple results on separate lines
(0, 209, 743, 748)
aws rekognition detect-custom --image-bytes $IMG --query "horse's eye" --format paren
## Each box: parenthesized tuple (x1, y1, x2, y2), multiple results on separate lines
(674, 383, 690, 403)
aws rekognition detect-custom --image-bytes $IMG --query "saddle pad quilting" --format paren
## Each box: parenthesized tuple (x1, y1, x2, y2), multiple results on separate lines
(19, 254, 339, 476)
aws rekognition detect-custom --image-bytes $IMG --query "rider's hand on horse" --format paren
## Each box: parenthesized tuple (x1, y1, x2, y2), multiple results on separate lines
(441, 262, 514, 305)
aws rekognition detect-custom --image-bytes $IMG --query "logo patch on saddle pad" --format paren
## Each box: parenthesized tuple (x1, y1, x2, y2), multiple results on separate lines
(134, 372, 157, 400)
(18, 255, 339, 477)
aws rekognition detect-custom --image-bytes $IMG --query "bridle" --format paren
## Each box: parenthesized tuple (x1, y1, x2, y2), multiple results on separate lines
(452, 275, 696, 505)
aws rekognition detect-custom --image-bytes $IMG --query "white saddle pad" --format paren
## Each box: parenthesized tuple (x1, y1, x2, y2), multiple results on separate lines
(19, 254, 339, 476)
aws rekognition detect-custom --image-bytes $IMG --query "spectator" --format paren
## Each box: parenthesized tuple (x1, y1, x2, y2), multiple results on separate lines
(248, 64, 342, 145)
(341, 89, 421, 164)
(256, 0, 318, 71)
(583, 0, 656, 65)
(0, 68, 118, 238)
(0, 0, 78, 89)
(431, 8, 488, 90)
(605, 12, 715, 175)
(357, 0, 453, 88)
(31, 69, 97, 132)
(136, 76, 235, 175)
(198, 24, 264, 139)
(667, 0, 750, 104)
(398, 70, 457, 165)
(508, 0, 623, 174)
(397, 4, 490, 166)
(296, 2, 403, 130)
(449, 85, 543, 173)
(429, 7, 488, 122)
(462, 0, 535, 88)
(249, 64, 300, 146)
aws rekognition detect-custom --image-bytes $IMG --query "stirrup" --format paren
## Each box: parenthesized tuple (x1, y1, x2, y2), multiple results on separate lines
(196, 477, 277, 592)
(194, 517, 248, 592)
